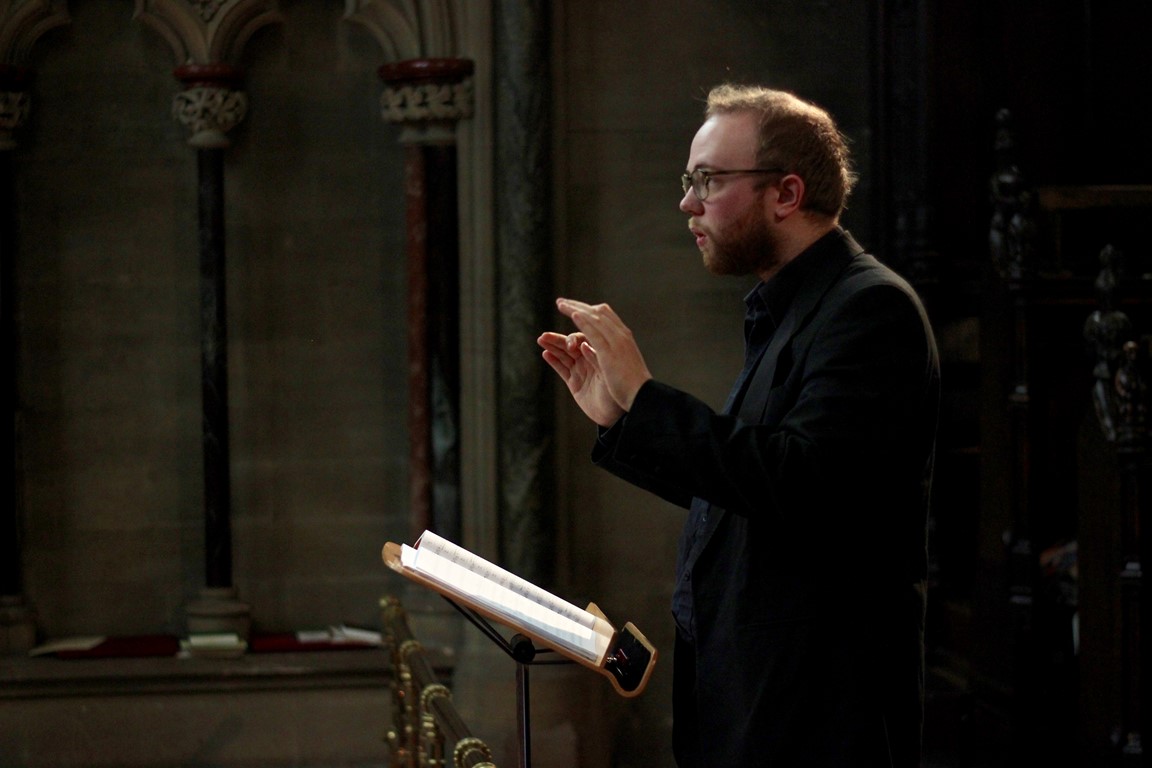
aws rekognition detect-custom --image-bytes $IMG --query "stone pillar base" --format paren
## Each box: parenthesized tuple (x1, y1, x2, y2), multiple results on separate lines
(185, 586, 251, 640)
(0, 595, 37, 655)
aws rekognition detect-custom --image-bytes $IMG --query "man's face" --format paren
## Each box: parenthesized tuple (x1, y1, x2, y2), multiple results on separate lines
(679, 112, 780, 277)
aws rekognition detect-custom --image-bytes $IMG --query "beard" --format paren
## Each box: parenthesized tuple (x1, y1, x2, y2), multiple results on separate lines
(698, 198, 782, 277)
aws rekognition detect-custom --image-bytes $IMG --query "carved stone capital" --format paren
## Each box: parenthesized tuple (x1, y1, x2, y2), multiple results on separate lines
(173, 86, 247, 148)
(379, 58, 474, 142)
(172, 62, 246, 148)
(381, 78, 474, 126)
(0, 66, 30, 148)
(0, 90, 29, 146)
(136, 0, 276, 149)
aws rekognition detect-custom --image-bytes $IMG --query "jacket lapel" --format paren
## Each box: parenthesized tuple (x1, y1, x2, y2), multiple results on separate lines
(737, 232, 863, 420)
(683, 230, 865, 570)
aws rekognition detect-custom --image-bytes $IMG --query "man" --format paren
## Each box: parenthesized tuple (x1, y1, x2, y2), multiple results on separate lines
(539, 84, 940, 766)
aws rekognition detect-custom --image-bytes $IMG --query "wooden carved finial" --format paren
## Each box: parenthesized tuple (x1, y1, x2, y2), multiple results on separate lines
(1085, 246, 1133, 442)
(1115, 339, 1149, 446)
(989, 108, 1036, 280)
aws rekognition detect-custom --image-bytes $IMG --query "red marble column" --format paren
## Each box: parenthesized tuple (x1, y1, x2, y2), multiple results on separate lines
(403, 143, 432, 538)
(379, 59, 473, 545)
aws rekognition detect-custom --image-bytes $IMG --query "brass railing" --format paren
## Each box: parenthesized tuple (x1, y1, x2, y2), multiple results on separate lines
(381, 596, 496, 768)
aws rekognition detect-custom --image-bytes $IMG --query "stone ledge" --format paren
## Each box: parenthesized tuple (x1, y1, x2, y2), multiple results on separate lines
(0, 649, 392, 700)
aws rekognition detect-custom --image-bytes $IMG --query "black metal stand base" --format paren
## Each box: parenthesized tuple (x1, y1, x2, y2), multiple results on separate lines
(444, 597, 572, 768)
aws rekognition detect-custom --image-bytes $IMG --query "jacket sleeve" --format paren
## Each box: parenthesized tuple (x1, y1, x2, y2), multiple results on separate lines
(592, 280, 939, 522)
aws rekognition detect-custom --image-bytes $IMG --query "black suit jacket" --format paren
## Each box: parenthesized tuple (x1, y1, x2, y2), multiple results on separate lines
(594, 230, 940, 767)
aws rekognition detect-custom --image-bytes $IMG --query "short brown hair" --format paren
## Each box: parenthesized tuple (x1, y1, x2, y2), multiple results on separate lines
(705, 84, 857, 218)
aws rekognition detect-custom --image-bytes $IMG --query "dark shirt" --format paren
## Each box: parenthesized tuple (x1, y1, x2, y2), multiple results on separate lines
(670, 232, 832, 641)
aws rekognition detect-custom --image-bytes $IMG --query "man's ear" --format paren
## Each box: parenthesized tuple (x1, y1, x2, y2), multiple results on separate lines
(771, 174, 805, 219)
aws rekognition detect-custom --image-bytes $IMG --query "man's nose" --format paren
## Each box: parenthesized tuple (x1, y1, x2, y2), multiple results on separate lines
(679, 189, 703, 215)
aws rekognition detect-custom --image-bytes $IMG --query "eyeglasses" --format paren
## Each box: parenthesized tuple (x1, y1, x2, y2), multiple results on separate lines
(680, 168, 785, 202)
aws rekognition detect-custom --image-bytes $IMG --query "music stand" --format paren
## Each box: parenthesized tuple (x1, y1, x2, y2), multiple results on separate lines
(381, 536, 657, 768)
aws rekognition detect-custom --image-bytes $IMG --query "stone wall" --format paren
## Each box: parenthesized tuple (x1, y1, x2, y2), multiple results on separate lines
(6, 0, 874, 765)
(16, 1, 408, 639)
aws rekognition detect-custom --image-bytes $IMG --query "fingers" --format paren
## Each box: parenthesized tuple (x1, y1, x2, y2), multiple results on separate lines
(541, 349, 573, 382)
(537, 331, 571, 356)
(556, 298, 618, 324)
(555, 297, 592, 317)
(556, 298, 625, 350)
(539, 330, 601, 384)
(538, 331, 587, 364)
(577, 339, 600, 369)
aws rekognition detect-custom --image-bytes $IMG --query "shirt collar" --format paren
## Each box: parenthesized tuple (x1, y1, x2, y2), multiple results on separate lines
(744, 226, 843, 330)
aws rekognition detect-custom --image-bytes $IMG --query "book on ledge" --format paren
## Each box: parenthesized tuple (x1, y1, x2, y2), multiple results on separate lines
(382, 530, 657, 697)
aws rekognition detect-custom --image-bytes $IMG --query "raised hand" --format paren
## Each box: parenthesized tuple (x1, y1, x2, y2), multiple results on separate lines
(538, 330, 627, 427)
(554, 298, 653, 411)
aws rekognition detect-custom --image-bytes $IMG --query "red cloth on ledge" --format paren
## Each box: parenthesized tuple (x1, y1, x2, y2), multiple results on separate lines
(54, 635, 180, 659)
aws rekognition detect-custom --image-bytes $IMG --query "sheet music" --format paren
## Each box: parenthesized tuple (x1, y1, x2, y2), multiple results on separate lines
(401, 532, 600, 661)
(415, 530, 596, 629)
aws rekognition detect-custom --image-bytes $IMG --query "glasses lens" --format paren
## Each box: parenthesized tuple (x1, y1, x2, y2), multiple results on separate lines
(681, 173, 692, 195)
(693, 170, 709, 201)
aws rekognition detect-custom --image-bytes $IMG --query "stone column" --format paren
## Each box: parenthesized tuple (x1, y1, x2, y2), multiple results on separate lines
(171, 63, 251, 639)
(0, 63, 35, 654)
(493, 0, 554, 588)
(379, 59, 474, 546)
(135, 0, 282, 642)
(0, 1, 71, 655)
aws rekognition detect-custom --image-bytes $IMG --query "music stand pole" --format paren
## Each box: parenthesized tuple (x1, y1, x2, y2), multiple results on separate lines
(517, 659, 531, 767)
(445, 598, 571, 768)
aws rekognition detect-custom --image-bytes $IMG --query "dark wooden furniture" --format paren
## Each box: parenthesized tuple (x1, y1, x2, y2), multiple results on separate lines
(977, 108, 1151, 766)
